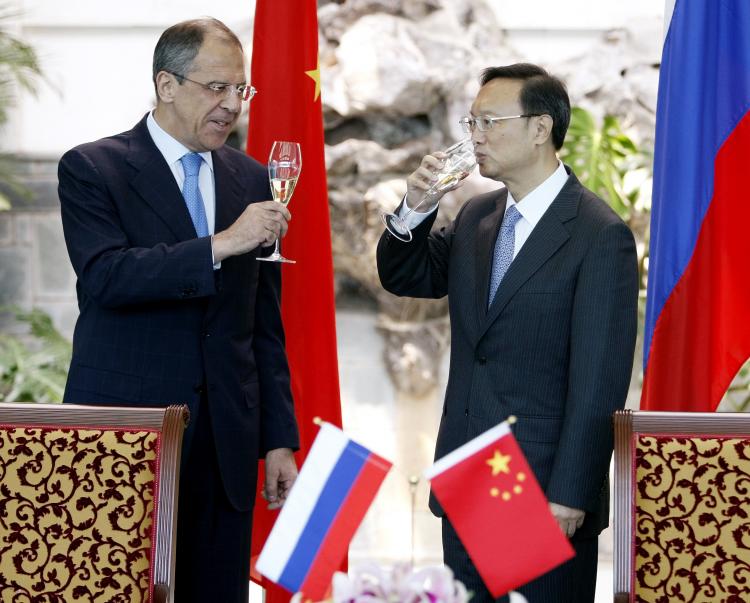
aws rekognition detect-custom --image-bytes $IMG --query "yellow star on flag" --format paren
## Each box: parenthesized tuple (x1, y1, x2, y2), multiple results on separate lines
(305, 57, 321, 102)
(486, 450, 511, 476)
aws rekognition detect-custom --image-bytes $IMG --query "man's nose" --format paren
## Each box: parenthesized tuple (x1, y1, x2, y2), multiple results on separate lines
(220, 89, 242, 113)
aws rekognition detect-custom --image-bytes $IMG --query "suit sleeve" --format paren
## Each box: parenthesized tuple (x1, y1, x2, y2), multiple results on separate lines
(545, 221, 639, 512)
(376, 202, 463, 299)
(58, 148, 217, 309)
(252, 238, 299, 455)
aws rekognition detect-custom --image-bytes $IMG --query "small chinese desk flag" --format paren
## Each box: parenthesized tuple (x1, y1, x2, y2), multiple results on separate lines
(256, 422, 392, 601)
(425, 420, 574, 597)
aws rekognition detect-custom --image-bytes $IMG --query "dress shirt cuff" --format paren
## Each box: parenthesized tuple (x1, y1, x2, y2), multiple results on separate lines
(210, 235, 221, 270)
(397, 195, 437, 230)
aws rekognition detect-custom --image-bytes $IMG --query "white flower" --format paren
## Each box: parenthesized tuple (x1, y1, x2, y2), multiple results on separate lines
(331, 563, 469, 603)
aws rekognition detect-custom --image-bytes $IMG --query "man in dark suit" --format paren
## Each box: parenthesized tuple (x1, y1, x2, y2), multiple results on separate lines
(377, 64, 639, 602)
(58, 18, 299, 603)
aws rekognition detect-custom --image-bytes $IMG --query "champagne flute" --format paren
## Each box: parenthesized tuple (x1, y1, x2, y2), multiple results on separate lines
(381, 138, 477, 242)
(258, 141, 302, 264)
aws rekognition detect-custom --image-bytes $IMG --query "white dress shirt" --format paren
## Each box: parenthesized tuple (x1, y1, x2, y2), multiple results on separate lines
(504, 161, 568, 258)
(400, 161, 569, 258)
(146, 111, 215, 232)
(146, 111, 219, 266)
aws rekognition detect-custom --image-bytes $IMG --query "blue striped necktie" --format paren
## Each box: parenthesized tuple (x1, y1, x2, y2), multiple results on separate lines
(180, 152, 209, 237)
(488, 204, 522, 306)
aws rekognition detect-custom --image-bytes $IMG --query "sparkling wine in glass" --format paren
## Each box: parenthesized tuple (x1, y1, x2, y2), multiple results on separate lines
(382, 138, 476, 243)
(258, 141, 301, 264)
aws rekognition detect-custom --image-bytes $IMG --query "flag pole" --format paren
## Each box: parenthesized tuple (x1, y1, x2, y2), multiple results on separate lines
(408, 475, 419, 568)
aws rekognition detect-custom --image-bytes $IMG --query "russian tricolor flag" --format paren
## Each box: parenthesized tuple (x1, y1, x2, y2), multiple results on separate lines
(256, 422, 392, 600)
(642, 0, 750, 412)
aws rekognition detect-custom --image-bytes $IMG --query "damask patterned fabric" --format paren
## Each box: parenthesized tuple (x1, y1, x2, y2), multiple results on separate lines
(0, 426, 160, 602)
(634, 435, 750, 603)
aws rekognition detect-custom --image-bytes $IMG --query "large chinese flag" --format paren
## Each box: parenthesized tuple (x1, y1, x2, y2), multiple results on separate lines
(247, 1, 343, 600)
(641, 0, 750, 411)
(425, 422, 573, 597)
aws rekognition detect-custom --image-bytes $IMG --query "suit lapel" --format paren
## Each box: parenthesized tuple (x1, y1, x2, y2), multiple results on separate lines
(477, 173, 582, 340)
(212, 147, 244, 233)
(126, 117, 197, 242)
(474, 190, 508, 320)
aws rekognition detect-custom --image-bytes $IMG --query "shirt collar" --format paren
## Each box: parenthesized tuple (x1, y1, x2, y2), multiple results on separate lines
(146, 111, 213, 172)
(506, 161, 568, 227)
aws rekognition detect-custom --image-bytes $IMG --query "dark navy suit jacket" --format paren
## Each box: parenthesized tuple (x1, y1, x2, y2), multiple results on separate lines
(58, 115, 299, 511)
(377, 168, 638, 536)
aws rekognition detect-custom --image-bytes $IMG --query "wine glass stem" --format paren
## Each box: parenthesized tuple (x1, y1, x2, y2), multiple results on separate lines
(272, 238, 280, 257)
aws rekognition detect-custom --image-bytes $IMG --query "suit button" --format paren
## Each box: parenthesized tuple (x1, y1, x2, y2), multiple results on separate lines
(193, 384, 205, 394)
(477, 356, 487, 365)
(203, 332, 211, 338)
(464, 409, 469, 416)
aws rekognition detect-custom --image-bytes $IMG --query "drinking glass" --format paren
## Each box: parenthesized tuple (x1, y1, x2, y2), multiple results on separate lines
(381, 138, 476, 242)
(258, 141, 301, 264)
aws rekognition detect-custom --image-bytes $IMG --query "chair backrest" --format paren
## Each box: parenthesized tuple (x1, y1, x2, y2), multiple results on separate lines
(0, 403, 188, 603)
(613, 410, 750, 603)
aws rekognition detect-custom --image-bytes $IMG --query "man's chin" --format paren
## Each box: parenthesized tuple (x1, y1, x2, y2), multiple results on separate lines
(198, 134, 232, 152)
(478, 165, 497, 180)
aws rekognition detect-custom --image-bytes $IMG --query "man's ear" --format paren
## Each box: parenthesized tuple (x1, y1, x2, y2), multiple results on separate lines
(155, 71, 177, 104)
(533, 114, 554, 146)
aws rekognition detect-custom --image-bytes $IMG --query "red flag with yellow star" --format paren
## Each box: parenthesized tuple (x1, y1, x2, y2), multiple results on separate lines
(425, 421, 574, 597)
(247, 1, 343, 600)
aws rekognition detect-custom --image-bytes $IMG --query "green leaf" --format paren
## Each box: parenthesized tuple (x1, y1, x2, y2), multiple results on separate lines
(0, 308, 71, 403)
(560, 107, 647, 221)
(0, 4, 44, 206)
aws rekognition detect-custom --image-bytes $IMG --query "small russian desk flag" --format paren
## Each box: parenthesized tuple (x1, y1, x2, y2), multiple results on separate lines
(256, 422, 392, 600)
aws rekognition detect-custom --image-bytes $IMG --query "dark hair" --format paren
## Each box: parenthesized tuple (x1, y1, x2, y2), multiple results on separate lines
(480, 63, 570, 150)
(152, 18, 243, 89)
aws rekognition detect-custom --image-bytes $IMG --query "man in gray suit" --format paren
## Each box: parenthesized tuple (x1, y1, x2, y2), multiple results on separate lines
(377, 64, 638, 602)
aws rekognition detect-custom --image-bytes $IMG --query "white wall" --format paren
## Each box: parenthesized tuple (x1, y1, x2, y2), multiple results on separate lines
(492, 0, 664, 63)
(5, 0, 256, 155)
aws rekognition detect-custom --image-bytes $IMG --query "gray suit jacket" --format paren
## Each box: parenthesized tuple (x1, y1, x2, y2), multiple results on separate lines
(377, 168, 638, 536)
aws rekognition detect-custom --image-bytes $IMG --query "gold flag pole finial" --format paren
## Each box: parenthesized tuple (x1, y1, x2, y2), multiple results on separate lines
(313, 416, 323, 426)
(507, 415, 517, 425)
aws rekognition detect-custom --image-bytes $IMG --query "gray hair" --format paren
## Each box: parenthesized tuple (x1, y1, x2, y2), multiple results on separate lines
(152, 18, 243, 88)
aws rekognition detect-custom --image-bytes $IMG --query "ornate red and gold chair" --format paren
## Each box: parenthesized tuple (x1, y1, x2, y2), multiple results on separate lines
(0, 403, 188, 603)
(613, 410, 750, 603)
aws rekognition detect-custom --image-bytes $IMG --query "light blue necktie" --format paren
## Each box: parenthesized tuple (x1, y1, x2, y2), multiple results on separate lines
(488, 204, 522, 306)
(180, 152, 209, 238)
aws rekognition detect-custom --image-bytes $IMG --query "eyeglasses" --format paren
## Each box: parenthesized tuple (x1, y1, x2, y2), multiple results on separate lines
(459, 114, 541, 133)
(168, 71, 257, 101)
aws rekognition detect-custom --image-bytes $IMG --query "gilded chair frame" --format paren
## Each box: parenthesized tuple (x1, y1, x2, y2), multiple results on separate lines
(613, 409, 750, 603)
(0, 403, 188, 603)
